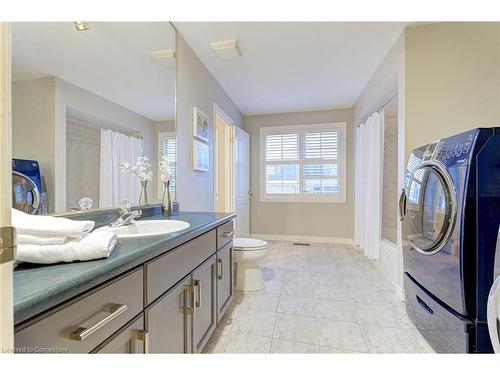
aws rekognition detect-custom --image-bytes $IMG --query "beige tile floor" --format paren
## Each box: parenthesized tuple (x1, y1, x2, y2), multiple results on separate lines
(203, 241, 434, 354)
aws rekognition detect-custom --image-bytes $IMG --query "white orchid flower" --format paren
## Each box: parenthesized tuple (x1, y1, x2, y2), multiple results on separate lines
(119, 154, 154, 182)
(159, 154, 172, 182)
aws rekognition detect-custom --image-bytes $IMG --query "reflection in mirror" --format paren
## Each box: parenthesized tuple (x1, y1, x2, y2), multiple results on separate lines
(11, 22, 176, 214)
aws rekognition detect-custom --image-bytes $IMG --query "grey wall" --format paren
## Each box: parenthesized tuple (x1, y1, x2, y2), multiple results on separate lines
(243, 108, 354, 240)
(175, 33, 243, 212)
(353, 35, 403, 124)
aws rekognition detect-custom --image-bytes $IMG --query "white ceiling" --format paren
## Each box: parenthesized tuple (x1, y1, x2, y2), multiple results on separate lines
(12, 22, 176, 121)
(175, 22, 407, 115)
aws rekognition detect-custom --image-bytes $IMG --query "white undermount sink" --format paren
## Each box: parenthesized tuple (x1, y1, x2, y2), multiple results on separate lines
(94, 220, 191, 238)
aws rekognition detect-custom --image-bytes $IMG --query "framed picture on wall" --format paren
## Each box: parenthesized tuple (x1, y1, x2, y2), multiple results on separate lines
(193, 139, 209, 172)
(193, 106, 209, 143)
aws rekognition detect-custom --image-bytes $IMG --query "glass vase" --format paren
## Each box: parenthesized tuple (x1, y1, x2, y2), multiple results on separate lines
(162, 180, 172, 216)
(138, 180, 149, 206)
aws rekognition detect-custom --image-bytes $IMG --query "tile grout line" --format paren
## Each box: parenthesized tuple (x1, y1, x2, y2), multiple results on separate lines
(340, 267, 376, 354)
(223, 242, 285, 353)
(216, 293, 245, 353)
(351, 299, 373, 353)
(270, 264, 295, 352)
(311, 265, 322, 348)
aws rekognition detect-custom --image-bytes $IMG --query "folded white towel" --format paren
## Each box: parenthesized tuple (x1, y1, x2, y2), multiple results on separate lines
(12, 208, 95, 239)
(15, 231, 118, 264)
(17, 233, 68, 246)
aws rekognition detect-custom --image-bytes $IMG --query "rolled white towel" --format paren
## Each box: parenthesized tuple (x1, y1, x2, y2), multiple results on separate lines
(12, 208, 95, 239)
(17, 233, 68, 246)
(15, 231, 118, 264)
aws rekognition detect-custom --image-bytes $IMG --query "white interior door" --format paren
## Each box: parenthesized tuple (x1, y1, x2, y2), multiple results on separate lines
(0, 22, 14, 351)
(234, 127, 250, 238)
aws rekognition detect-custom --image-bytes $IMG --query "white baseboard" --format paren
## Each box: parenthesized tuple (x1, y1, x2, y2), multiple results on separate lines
(250, 233, 353, 245)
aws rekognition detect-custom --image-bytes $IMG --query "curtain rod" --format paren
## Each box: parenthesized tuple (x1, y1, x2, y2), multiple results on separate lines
(357, 91, 399, 127)
(375, 91, 399, 113)
(67, 115, 143, 139)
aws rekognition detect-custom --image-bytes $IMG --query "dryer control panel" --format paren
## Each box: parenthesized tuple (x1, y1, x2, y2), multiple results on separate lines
(432, 130, 478, 166)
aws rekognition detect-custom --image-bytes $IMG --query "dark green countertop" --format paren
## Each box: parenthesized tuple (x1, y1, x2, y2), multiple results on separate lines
(14, 211, 235, 325)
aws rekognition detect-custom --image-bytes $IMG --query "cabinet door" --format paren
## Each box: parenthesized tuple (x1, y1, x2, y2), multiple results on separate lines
(93, 315, 146, 354)
(192, 255, 217, 353)
(147, 275, 194, 353)
(217, 242, 233, 321)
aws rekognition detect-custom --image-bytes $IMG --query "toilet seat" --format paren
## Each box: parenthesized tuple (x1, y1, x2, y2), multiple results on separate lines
(233, 238, 268, 251)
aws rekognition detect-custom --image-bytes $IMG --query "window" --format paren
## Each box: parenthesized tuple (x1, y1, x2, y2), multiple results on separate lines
(158, 132, 176, 200)
(406, 153, 424, 205)
(260, 123, 347, 203)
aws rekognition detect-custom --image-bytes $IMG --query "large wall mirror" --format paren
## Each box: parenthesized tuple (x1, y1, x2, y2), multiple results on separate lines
(11, 22, 176, 214)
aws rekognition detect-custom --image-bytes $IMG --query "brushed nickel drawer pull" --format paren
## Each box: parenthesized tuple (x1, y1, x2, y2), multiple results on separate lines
(218, 259, 223, 280)
(221, 231, 234, 238)
(184, 286, 195, 315)
(135, 330, 150, 354)
(194, 279, 201, 308)
(69, 303, 128, 341)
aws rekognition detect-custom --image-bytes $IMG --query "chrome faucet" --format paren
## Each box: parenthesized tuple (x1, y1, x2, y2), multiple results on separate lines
(109, 199, 142, 227)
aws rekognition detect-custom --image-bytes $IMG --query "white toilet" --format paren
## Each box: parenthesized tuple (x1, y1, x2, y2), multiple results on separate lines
(233, 238, 268, 291)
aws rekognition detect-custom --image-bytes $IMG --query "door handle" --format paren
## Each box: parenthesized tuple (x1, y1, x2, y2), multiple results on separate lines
(30, 187, 41, 212)
(194, 279, 201, 308)
(69, 303, 128, 341)
(416, 296, 433, 316)
(221, 231, 234, 238)
(218, 258, 223, 280)
(399, 189, 407, 221)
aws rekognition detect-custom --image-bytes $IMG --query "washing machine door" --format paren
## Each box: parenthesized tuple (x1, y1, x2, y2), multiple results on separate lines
(405, 161, 456, 255)
(12, 171, 41, 214)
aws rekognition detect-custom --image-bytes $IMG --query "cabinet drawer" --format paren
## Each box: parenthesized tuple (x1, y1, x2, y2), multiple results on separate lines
(15, 268, 143, 354)
(146, 230, 216, 305)
(216, 220, 234, 250)
(404, 273, 472, 353)
(93, 314, 146, 354)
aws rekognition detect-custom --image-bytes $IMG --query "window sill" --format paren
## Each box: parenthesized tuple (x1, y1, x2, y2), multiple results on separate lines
(259, 196, 346, 204)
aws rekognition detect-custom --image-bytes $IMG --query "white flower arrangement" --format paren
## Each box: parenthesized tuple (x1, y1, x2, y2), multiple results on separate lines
(159, 154, 172, 183)
(120, 154, 153, 182)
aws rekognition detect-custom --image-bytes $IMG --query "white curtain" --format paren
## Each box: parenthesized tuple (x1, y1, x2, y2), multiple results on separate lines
(99, 129, 143, 208)
(354, 111, 385, 260)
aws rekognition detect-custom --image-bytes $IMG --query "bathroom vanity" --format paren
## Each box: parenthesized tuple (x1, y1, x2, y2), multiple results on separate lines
(13, 211, 235, 353)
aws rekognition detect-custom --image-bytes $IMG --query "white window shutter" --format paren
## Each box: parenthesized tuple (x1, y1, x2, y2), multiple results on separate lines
(158, 132, 176, 199)
(260, 123, 346, 203)
(303, 131, 341, 195)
